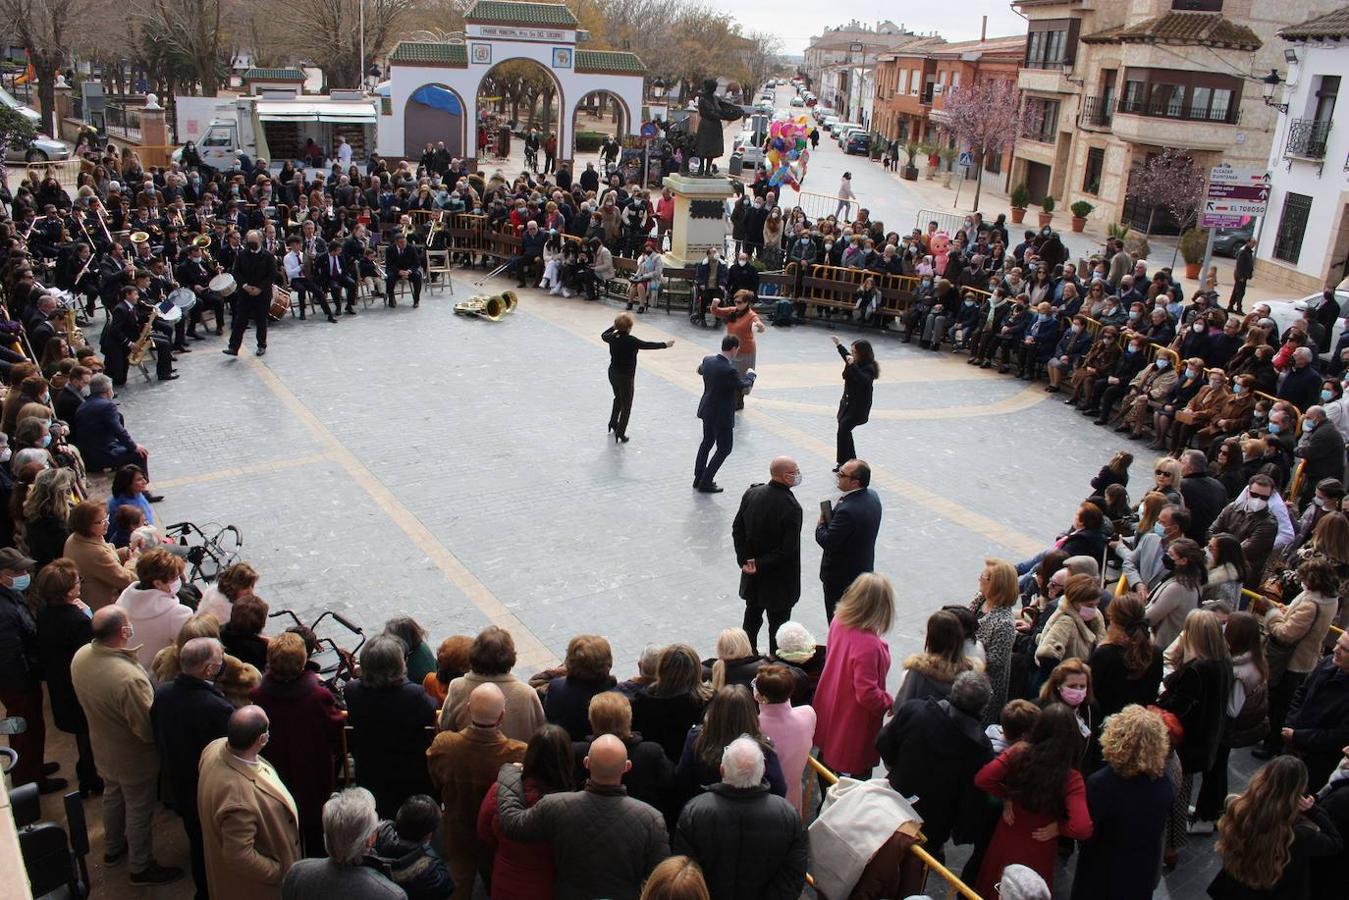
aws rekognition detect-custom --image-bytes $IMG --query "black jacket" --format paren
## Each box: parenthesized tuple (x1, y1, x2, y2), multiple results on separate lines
(673, 782, 808, 900)
(1072, 766, 1173, 900)
(1208, 804, 1342, 900)
(572, 731, 674, 815)
(1158, 658, 1232, 774)
(836, 343, 876, 426)
(545, 675, 618, 742)
(732, 481, 802, 612)
(0, 584, 38, 688)
(875, 697, 993, 846)
(344, 678, 438, 817)
(35, 602, 92, 733)
(372, 821, 455, 900)
(630, 690, 707, 764)
(150, 673, 233, 813)
(385, 241, 422, 273)
(1180, 472, 1230, 541)
(816, 488, 883, 591)
(232, 246, 276, 295)
(1288, 656, 1349, 791)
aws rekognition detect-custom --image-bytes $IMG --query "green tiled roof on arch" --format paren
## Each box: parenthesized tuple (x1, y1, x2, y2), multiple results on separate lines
(464, 1, 578, 27)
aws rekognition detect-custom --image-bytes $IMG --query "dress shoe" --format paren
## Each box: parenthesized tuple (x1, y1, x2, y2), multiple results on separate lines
(42, 762, 60, 776)
(79, 778, 104, 798)
(615, 434, 630, 443)
(215, 328, 224, 336)
(388, 298, 398, 308)
(37, 776, 68, 794)
(256, 347, 266, 357)
(222, 348, 239, 356)
(346, 306, 357, 315)
(129, 864, 184, 886)
(328, 315, 338, 323)
(413, 300, 420, 308)
(1250, 746, 1278, 761)
(697, 483, 724, 494)
(159, 373, 180, 381)
(104, 846, 128, 867)
(188, 331, 205, 341)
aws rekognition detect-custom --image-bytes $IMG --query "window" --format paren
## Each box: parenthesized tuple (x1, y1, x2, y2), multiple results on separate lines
(1172, 0, 1222, 9)
(985, 148, 1002, 175)
(1026, 98, 1060, 142)
(1274, 193, 1313, 264)
(1083, 147, 1104, 195)
(1315, 75, 1339, 124)
(1026, 30, 1069, 69)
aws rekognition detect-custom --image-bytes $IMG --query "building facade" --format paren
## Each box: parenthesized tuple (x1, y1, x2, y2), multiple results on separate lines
(1258, 6, 1349, 293)
(803, 21, 925, 124)
(1010, 0, 1337, 234)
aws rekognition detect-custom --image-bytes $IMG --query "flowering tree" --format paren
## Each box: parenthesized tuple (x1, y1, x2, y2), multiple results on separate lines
(1125, 147, 1207, 236)
(937, 79, 1040, 211)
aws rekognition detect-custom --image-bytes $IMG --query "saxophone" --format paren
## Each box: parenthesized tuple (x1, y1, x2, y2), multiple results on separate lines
(127, 304, 159, 366)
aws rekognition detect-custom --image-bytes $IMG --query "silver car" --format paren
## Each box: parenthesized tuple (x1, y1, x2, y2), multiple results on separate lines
(0, 87, 70, 162)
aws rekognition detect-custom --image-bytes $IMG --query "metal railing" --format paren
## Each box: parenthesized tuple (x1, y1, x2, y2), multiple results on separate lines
(1115, 95, 1239, 125)
(105, 102, 142, 141)
(1079, 96, 1112, 128)
(1285, 119, 1332, 160)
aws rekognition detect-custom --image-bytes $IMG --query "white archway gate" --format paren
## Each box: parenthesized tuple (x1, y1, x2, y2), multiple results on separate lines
(381, 0, 645, 167)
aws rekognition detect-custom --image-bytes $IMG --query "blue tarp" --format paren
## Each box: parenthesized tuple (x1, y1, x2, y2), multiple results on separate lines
(410, 85, 462, 116)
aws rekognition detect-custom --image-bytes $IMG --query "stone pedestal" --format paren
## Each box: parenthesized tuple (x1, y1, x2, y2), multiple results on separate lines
(662, 173, 732, 269)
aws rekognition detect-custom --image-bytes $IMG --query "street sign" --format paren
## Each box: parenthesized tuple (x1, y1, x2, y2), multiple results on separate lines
(958, 151, 974, 167)
(1201, 164, 1269, 228)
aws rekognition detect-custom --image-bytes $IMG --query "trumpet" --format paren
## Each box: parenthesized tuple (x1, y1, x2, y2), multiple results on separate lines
(453, 291, 517, 322)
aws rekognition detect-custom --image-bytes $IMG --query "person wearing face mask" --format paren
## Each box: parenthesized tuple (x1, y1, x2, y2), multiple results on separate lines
(1146, 356, 1206, 449)
(1084, 334, 1150, 420)
(1034, 574, 1106, 672)
(1211, 474, 1280, 588)
(1015, 300, 1061, 381)
(114, 546, 193, 672)
(1294, 405, 1346, 506)
(1143, 536, 1207, 651)
(731, 457, 804, 655)
(150, 636, 233, 898)
(787, 233, 816, 304)
(224, 228, 275, 358)
(1109, 350, 1178, 437)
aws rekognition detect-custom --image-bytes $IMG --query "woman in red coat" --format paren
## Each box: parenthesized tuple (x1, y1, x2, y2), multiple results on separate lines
(811, 573, 894, 776)
(973, 703, 1094, 896)
(249, 632, 346, 856)
(477, 724, 574, 900)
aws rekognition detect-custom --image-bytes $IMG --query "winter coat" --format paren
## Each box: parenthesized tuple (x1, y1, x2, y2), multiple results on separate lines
(35, 601, 92, 733)
(114, 581, 193, 674)
(757, 701, 816, 814)
(426, 726, 527, 877)
(1035, 604, 1106, 666)
(631, 690, 708, 764)
(1287, 656, 1349, 790)
(373, 821, 454, 900)
(1071, 765, 1173, 900)
(731, 481, 803, 613)
(544, 675, 618, 742)
(1158, 658, 1233, 774)
(347, 677, 438, 818)
(1208, 804, 1342, 900)
(812, 618, 892, 774)
(571, 731, 674, 814)
(69, 641, 158, 784)
(62, 532, 135, 610)
(1265, 590, 1339, 676)
(477, 779, 556, 900)
(673, 782, 809, 900)
(439, 671, 545, 744)
(875, 697, 994, 847)
(890, 652, 975, 711)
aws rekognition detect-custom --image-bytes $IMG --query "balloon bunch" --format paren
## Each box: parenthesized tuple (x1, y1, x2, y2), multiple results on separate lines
(765, 116, 812, 191)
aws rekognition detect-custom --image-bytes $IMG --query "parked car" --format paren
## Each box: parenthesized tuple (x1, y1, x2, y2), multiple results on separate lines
(1212, 222, 1256, 258)
(836, 125, 865, 146)
(1265, 290, 1349, 359)
(845, 131, 872, 155)
(789, 96, 804, 107)
(0, 87, 70, 163)
(830, 121, 861, 139)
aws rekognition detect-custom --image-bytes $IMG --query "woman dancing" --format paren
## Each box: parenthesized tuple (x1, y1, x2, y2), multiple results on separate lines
(601, 313, 674, 443)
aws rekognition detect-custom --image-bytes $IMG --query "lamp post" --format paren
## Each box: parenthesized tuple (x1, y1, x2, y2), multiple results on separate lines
(1262, 69, 1289, 115)
(359, 0, 365, 91)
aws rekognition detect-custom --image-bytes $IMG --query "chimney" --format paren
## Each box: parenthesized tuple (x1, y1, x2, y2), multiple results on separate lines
(981, 15, 987, 42)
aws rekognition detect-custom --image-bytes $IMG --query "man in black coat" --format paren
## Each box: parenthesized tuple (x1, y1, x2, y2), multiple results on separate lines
(224, 229, 274, 357)
(383, 231, 423, 308)
(1296, 406, 1347, 506)
(101, 285, 142, 386)
(1179, 449, 1229, 540)
(316, 242, 357, 315)
(816, 459, 883, 621)
(150, 637, 232, 900)
(673, 737, 808, 900)
(1229, 238, 1254, 313)
(0, 547, 65, 793)
(1278, 346, 1322, 412)
(693, 335, 756, 494)
(876, 671, 994, 852)
(732, 457, 803, 655)
(1284, 632, 1349, 791)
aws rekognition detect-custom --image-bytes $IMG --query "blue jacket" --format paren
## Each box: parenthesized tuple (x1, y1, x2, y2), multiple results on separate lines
(696, 354, 755, 430)
(695, 259, 729, 292)
(816, 488, 883, 589)
(1054, 326, 1094, 363)
(73, 396, 136, 468)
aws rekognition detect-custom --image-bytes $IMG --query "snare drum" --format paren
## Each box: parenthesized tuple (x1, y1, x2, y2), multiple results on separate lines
(269, 286, 291, 320)
(208, 273, 237, 297)
(167, 287, 197, 312)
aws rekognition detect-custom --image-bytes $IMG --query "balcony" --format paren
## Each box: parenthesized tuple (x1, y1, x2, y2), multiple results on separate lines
(1286, 119, 1331, 160)
(1078, 96, 1112, 128)
(1018, 65, 1076, 95)
(1115, 95, 1240, 125)
(1111, 95, 1241, 149)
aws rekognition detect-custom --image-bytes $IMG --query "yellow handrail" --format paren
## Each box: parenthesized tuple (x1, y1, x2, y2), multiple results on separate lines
(804, 756, 983, 900)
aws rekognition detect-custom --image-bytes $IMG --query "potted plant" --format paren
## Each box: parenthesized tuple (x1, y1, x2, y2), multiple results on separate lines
(902, 141, 920, 180)
(1179, 227, 1208, 280)
(1038, 195, 1056, 229)
(938, 146, 958, 188)
(1069, 200, 1094, 233)
(1010, 184, 1029, 224)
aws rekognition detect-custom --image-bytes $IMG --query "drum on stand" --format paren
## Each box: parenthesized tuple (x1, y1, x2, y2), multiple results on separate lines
(167, 287, 198, 312)
(269, 285, 292, 320)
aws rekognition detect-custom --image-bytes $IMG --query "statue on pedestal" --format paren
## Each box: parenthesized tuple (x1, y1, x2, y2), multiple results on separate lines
(688, 78, 744, 177)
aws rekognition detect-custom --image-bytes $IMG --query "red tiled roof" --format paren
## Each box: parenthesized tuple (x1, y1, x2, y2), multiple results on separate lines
(1281, 5, 1349, 41)
(1083, 12, 1261, 50)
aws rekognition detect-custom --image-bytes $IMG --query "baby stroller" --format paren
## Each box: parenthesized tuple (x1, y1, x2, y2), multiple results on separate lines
(162, 520, 243, 585)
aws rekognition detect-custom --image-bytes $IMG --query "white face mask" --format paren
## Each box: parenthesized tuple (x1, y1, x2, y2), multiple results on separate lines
(168, 577, 182, 595)
(790, 471, 803, 487)
(1246, 496, 1269, 513)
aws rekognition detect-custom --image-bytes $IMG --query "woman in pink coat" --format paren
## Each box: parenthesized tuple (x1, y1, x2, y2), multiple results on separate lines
(812, 573, 894, 776)
(754, 663, 817, 813)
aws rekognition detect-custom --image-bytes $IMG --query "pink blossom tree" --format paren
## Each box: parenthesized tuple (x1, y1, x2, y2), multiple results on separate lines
(1125, 147, 1207, 236)
(937, 79, 1040, 211)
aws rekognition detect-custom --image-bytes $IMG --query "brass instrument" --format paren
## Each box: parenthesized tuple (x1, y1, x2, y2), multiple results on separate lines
(54, 303, 88, 351)
(129, 231, 151, 246)
(127, 303, 159, 367)
(453, 290, 517, 322)
(92, 200, 114, 245)
(170, 208, 185, 228)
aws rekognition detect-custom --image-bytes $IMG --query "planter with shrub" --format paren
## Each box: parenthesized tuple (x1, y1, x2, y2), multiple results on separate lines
(902, 142, 919, 180)
(1037, 195, 1056, 229)
(1010, 184, 1029, 224)
(1179, 227, 1209, 280)
(1070, 200, 1093, 233)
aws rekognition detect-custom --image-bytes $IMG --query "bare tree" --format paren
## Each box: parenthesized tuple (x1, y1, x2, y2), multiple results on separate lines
(1126, 147, 1206, 236)
(0, 0, 84, 134)
(263, 0, 416, 89)
(133, 0, 229, 96)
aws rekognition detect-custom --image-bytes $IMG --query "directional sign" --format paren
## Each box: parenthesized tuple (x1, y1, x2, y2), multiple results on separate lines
(958, 151, 974, 167)
(1202, 163, 1269, 228)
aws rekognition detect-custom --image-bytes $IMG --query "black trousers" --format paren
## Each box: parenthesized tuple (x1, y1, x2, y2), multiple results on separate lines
(189, 290, 226, 334)
(696, 286, 723, 320)
(322, 276, 357, 311)
(181, 808, 208, 900)
(229, 294, 269, 351)
(694, 420, 734, 488)
(837, 419, 862, 466)
(743, 599, 791, 656)
(385, 270, 422, 304)
(290, 276, 332, 318)
(608, 369, 635, 436)
(1262, 670, 1308, 753)
(823, 578, 849, 622)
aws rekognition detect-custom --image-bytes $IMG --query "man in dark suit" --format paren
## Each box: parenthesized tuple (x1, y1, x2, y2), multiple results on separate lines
(384, 231, 423, 308)
(224, 229, 274, 357)
(1229, 238, 1254, 313)
(53, 365, 90, 436)
(1295, 406, 1347, 506)
(150, 637, 232, 900)
(694, 335, 756, 494)
(101, 285, 142, 386)
(816, 459, 883, 621)
(316, 242, 357, 315)
(732, 457, 803, 655)
(74, 373, 151, 476)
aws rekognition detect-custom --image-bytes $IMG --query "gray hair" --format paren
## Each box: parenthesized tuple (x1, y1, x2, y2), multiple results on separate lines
(637, 643, 663, 679)
(1307, 404, 1327, 422)
(12, 447, 49, 474)
(357, 634, 407, 689)
(1062, 555, 1100, 579)
(948, 671, 992, 718)
(89, 374, 114, 397)
(721, 735, 766, 789)
(180, 637, 222, 677)
(1295, 346, 1314, 365)
(322, 787, 379, 865)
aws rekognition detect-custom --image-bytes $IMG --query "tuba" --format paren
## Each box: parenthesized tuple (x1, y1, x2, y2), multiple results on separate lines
(453, 290, 517, 322)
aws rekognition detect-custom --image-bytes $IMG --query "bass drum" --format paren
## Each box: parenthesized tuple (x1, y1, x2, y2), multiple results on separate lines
(269, 285, 291, 320)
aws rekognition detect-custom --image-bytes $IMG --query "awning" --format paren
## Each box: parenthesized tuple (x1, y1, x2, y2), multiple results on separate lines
(410, 85, 462, 116)
(255, 100, 378, 124)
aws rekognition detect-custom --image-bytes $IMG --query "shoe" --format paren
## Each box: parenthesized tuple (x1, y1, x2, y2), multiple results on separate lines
(173, 344, 191, 353)
(562, 290, 573, 298)
(346, 306, 357, 315)
(1250, 746, 1278, 761)
(104, 846, 128, 867)
(697, 483, 724, 494)
(159, 374, 180, 382)
(979, 361, 992, 369)
(413, 300, 420, 308)
(1186, 819, 1216, 836)
(221, 348, 239, 356)
(42, 762, 60, 776)
(328, 315, 338, 323)
(997, 365, 1010, 374)
(256, 347, 266, 357)
(79, 778, 104, 798)
(37, 776, 68, 795)
(215, 328, 224, 336)
(616, 434, 630, 443)
(1114, 423, 1131, 433)
(608, 423, 615, 433)
(389, 299, 397, 308)
(129, 864, 184, 886)
(145, 493, 165, 503)
(188, 331, 205, 341)
(1063, 398, 1078, 406)
(1163, 849, 1178, 870)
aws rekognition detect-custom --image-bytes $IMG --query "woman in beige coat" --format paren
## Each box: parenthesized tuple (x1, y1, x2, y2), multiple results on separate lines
(63, 499, 135, 609)
(1035, 573, 1107, 667)
(438, 625, 544, 742)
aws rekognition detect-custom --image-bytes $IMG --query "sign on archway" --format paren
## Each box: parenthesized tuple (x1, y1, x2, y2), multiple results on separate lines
(381, 0, 645, 167)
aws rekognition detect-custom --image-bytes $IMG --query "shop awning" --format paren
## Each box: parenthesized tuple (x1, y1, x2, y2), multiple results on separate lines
(255, 100, 378, 124)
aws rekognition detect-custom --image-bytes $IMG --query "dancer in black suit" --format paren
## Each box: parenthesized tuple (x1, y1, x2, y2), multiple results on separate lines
(600, 313, 674, 443)
(693, 335, 756, 494)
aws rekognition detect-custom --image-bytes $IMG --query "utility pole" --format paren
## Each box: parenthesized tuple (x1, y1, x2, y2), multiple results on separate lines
(359, 0, 365, 90)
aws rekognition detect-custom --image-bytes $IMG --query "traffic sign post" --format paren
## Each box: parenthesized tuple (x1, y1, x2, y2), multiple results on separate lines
(1201, 164, 1270, 228)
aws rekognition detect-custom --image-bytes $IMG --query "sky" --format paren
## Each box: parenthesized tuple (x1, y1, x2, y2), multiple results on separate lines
(718, 1, 1028, 56)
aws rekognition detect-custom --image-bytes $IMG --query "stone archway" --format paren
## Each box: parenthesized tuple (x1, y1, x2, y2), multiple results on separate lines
(571, 89, 630, 159)
(475, 58, 564, 162)
(403, 83, 467, 160)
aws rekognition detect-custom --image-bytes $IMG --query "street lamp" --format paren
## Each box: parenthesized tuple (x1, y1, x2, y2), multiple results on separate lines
(1262, 69, 1289, 114)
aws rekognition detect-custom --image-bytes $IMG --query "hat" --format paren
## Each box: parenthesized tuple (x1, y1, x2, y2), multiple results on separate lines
(774, 622, 817, 662)
(997, 864, 1050, 900)
(0, 547, 36, 571)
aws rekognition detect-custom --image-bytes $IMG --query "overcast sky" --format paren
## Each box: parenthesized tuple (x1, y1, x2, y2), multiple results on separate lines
(721, 2, 1028, 55)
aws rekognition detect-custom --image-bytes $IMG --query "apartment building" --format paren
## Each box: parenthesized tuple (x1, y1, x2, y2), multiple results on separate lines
(803, 21, 926, 124)
(1010, 0, 1336, 233)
